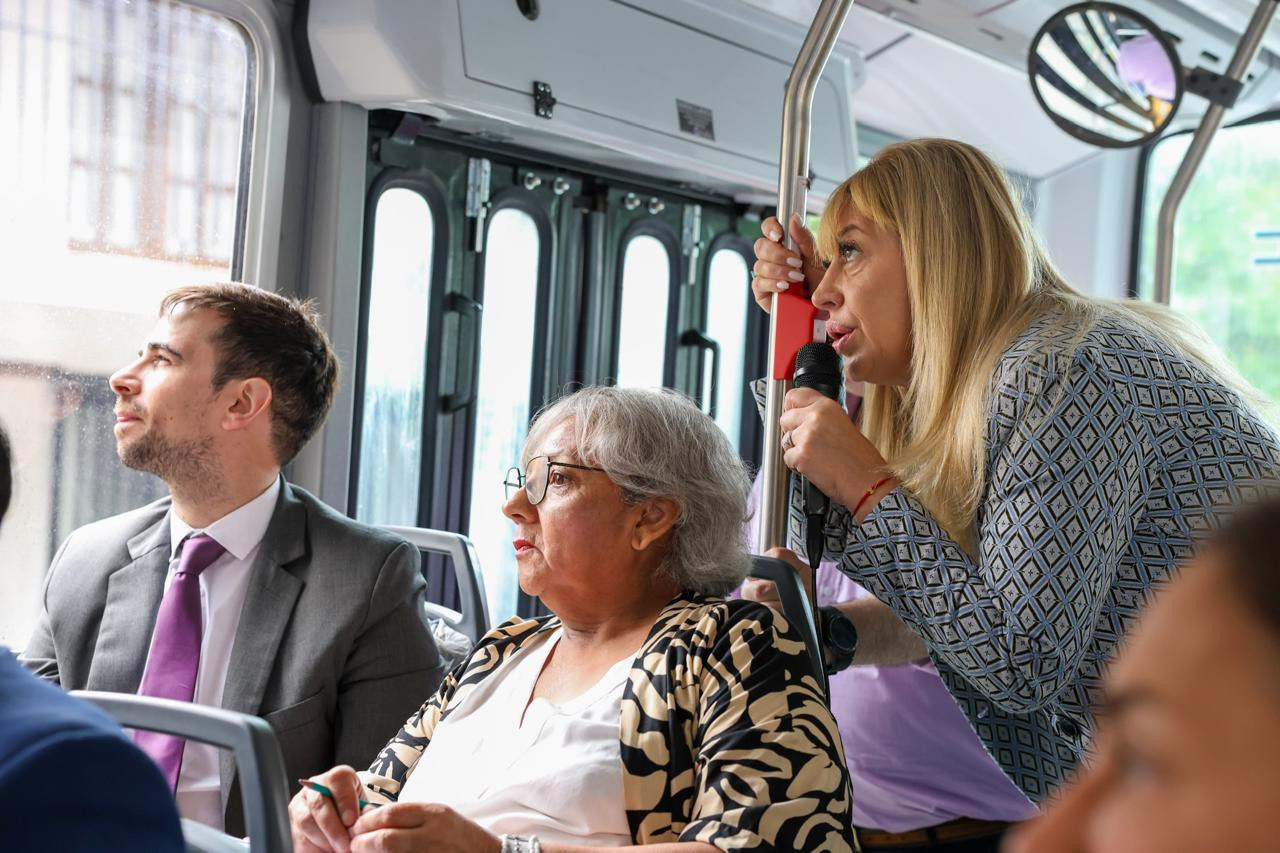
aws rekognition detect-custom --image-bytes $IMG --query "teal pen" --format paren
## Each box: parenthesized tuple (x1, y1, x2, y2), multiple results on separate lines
(298, 778, 382, 810)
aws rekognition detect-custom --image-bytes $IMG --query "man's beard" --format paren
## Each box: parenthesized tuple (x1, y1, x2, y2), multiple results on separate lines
(119, 429, 219, 489)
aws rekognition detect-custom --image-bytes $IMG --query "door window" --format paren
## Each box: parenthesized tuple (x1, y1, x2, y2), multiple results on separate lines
(704, 248, 753, 449)
(466, 207, 542, 622)
(615, 235, 673, 387)
(355, 188, 436, 526)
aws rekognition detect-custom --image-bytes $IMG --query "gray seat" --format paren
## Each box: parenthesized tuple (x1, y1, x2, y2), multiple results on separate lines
(383, 526, 492, 646)
(748, 555, 826, 689)
(72, 691, 290, 853)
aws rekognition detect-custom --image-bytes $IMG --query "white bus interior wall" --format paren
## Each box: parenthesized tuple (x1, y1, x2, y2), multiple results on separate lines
(2, 0, 1279, 644)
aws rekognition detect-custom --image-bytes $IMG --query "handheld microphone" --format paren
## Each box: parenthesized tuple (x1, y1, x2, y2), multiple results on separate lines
(792, 342, 843, 571)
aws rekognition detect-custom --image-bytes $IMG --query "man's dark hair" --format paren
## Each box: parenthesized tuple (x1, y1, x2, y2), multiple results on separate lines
(160, 283, 340, 464)
(1214, 497, 1280, 641)
(0, 423, 12, 526)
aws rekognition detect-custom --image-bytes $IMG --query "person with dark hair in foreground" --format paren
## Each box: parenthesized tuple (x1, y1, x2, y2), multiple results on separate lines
(0, 423, 185, 851)
(1004, 498, 1280, 853)
(20, 283, 445, 835)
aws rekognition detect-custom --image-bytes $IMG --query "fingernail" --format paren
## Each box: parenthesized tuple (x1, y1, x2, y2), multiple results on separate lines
(777, 281, 789, 291)
(791, 212, 802, 222)
(788, 270, 805, 281)
(769, 229, 782, 241)
(786, 257, 803, 268)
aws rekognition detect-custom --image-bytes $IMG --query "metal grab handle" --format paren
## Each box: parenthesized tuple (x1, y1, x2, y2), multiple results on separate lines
(72, 691, 291, 853)
(384, 526, 492, 644)
(760, 0, 854, 554)
(679, 329, 721, 419)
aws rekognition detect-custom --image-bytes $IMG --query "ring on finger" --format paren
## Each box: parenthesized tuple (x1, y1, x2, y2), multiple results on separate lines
(781, 430, 794, 451)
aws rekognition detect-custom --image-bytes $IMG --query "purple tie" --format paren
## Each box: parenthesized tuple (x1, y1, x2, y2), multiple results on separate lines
(134, 533, 226, 790)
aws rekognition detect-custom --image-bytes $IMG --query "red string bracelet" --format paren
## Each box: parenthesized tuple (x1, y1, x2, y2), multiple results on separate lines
(853, 476, 893, 517)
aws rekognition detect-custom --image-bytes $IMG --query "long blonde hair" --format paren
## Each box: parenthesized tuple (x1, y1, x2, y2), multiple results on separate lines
(817, 138, 1266, 552)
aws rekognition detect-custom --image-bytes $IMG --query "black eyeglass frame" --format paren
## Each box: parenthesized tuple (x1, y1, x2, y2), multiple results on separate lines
(504, 455, 608, 506)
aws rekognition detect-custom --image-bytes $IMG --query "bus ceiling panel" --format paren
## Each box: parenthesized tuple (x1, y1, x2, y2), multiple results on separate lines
(751, 0, 1280, 177)
(304, 0, 863, 208)
(1156, 0, 1280, 64)
(885, 0, 1280, 114)
(852, 30, 1098, 179)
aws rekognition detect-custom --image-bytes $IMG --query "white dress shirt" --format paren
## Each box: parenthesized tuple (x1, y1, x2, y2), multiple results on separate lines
(399, 629, 634, 846)
(138, 476, 281, 830)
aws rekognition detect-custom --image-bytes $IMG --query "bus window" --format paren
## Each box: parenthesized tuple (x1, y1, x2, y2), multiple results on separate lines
(354, 188, 436, 526)
(0, 0, 252, 647)
(1136, 119, 1280, 400)
(467, 207, 542, 623)
(615, 235, 672, 388)
(704, 248, 752, 450)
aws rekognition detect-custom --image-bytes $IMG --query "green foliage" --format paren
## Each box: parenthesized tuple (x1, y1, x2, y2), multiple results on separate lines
(1137, 121, 1280, 401)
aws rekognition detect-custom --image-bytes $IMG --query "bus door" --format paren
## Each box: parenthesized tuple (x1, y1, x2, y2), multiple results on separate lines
(352, 114, 770, 621)
(351, 117, 585, 622)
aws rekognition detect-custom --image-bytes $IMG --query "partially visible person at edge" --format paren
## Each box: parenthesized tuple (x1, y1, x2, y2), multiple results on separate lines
(0, 424, 186, 851)
(289, 386, 854, 853)
(1005, 497, 1280, 853)
(746, 138, 1280, 845)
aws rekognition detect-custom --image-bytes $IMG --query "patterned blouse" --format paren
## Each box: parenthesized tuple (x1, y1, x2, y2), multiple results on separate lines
(362, 593, 856, 851)
(797, 307, 1280, 803)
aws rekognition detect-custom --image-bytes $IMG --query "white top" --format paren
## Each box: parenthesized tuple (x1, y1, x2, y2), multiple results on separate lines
(140, 476, 281, 830)
(399, 629, 634, 846)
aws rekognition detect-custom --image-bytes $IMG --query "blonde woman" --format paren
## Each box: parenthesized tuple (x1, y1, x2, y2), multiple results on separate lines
(748, 139, 1280, 829)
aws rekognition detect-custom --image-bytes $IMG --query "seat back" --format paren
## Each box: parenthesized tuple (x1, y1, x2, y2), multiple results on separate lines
(383, 526, 492, 645)
(748, 555, 826, 689)
(73, 691, 290, 853)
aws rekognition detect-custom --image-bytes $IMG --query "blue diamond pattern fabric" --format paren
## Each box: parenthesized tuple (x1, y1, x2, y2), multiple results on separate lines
(761, 307, 1280, 804)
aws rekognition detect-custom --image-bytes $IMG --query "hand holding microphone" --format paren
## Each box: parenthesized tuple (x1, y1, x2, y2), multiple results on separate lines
(779, 358, 896, 533)
(788, 342, 843, 570)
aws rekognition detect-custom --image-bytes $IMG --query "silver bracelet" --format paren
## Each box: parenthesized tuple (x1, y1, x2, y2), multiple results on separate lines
(500, 835, 541, 853)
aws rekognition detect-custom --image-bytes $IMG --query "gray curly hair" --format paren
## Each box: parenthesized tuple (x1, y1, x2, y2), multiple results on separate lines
(522, 386, 752, 597)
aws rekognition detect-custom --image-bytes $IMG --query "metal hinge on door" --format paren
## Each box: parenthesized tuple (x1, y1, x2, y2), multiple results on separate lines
(466, 157, 492, 253)
(681, 204, 702, 286)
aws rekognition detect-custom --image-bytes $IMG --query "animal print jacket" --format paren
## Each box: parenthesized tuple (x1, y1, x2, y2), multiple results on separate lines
(362, 593, 855, 851)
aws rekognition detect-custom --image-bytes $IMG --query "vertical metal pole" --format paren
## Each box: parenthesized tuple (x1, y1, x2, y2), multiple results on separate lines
(1153, 0, 1278, 304)
(759, 0, 854, 553)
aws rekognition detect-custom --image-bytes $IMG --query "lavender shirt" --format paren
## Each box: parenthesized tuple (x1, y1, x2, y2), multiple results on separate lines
(815, 566, 1037, 831)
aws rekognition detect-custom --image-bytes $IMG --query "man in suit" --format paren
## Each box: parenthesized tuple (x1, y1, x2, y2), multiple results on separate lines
(0, 425, 185, 850)
(21, 283, 445, 836)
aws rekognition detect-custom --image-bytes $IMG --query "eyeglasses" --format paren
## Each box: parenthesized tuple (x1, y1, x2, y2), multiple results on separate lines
(504, 455, 607, 506)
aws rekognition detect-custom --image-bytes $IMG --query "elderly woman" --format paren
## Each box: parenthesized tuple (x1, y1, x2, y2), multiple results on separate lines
(290, 386, 854, 853)
(748, 137, 1280, 824)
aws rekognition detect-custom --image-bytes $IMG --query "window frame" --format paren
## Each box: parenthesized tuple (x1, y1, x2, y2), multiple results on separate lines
(612, 218, 682, 389)
(349, 170, 450, 525)
(702, 231, 767, 466)
(1128, 108, 1280, 299)
(180, 0, 289, 288)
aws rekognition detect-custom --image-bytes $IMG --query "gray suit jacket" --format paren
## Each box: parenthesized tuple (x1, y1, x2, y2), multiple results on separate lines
(20, 480, 445, 835)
